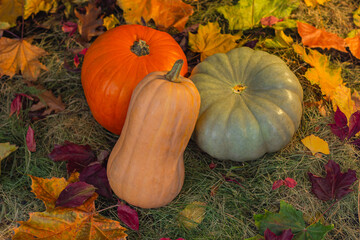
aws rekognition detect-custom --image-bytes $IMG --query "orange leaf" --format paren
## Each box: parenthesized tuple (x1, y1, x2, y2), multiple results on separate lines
(0, 38, 48, 80)
(117, 0, 194, 32)
(301, 135, 330, 155)
(75, 2, 104, 42)
(345, 34, 360, 59)
(297, 22, 347, 52)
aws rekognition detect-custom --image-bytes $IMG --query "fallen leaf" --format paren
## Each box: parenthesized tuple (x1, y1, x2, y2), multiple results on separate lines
(26, 125, 36, 152)
(224, 175, 245, 188)
(308, 159, 357, 201)
(74, 54, 80, 68)
(345, 34, 360, 59)
(188, 22, 241, 61)
(48, 141, 97, 174)
(0, 38, 48, 80)
(301, 134, 330, 155)
(56, 182, 96, 208)
(117, 0, 194, 32)
(10, 93, 34, 117)
(329, 108, 349, 141)
(272, 178, 297, 190)
(209, 162, 217, 170)
(272, 19, 298, 30)
(304, 0, 331, 8)
(348, 111, 360, 139)
(75, 2, 104, 42)
(14, 175, 127, 239)
(103, 14, 120, 30)
(217, 0, 299, 30)
(253, 200, 334, 238)
(353, 5, 360, 27)
(331, 84, 356, 121)
(297, 22, 347, 52)
(117, 201, 139, 231)
(79, 162, 113, 199)
(29, 85, 66, 116)
(24, 0, 58, 20)
(261, 16, 283, 27)
(0, 0, 23, 28)
(0, 142, 18, 175)
(62, 21, 78, 37)
(264, 30, 293, 48)
(178, 201, 206, 229)
(264, 228, 294, 240)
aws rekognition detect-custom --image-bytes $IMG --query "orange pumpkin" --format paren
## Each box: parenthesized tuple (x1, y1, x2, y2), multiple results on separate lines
(81, 24, 188, 135)
(107, 60, 200, 208)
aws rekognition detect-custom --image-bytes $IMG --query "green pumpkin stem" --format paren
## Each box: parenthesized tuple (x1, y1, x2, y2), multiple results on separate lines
(131, 39, 150, 56)
(165, 60, 184, 82)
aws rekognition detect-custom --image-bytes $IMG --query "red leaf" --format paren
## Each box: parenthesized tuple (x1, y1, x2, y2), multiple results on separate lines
(78, 48, 88, 55)
(26, 125, 36, 152)
(264, 228, 294, 240)
(79, 162, 112, 199)
(272, 180, 285, 190)
(348, 111, 360, 139)
(48, 141, 97, 174)
(329, 108, 349, 141)
(209, 162, 217, 170)
(55, 181, 96, 208)
(308, 159, 357, 201)
(284, 178, 297, 188)
(117, 201, 139, 231)
(261, 16, 283, 27)
(74, 54, 80, 68)
(10, 95, 21, 117)
(223, 175, 245, 189)
(62, 21, 78, 36)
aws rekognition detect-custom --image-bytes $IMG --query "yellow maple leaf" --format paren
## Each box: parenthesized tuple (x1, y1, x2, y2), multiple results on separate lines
(189, 22, 241, 61)
(264, 30, 294, 48)
(304, 0, 331, 8)
(0, 0, 23, 28)
(332, 84, 356, 120)
(0, 37, 48, 80)
(301, 135, 330, 155)
(178, 201, 206, 229)
(116, 0, 193, 32)
(24, 0, 58, 19)
(103, 14, 120, 30)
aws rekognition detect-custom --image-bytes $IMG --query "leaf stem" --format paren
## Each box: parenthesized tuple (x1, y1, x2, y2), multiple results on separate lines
(309, 200, 338, 226)
(97, 204, 119, 213)
(4, 30, 21, 39)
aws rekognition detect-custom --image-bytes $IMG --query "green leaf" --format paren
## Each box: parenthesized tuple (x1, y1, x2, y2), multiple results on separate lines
(272, 19, 298, 30)
(264, 30, 293, 48)
(347, 29, 360, 38)
(217, 0, 299, 30)
(0, 142, 18, 175)
(254, 201, 333, 239)
(353, 6, 360, 27)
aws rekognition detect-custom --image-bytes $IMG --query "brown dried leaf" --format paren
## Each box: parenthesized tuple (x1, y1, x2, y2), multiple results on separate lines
(29, 85, 65, 116)
(75, 2, 104, 42)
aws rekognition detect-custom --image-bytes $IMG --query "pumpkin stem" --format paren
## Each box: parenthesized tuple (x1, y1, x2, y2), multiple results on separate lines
(131, 39, 150, 56)
(165, 59, 184, 82)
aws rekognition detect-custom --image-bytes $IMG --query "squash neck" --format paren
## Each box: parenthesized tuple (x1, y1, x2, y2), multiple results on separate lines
(131, 39, 150, 56)
(165, 60, 183, 83)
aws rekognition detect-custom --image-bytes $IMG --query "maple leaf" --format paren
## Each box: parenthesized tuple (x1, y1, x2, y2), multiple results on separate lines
(56, 182, 96, 208)
(0, 142, 18, 175)
(252, 201, 334, 239)
(26, 125, 36, 152)
(0, 0, 23, 28)
(0, 38, 48, 81)
(353, 5, 360, 27)
(217, 0, 299, 30)
(345, 34, 360, 60)
(103, 14, 120, 30)
(117, 0, 194, 32)
(62, 21, 78, 37)
(24, 0, 58, 20)
(14, 175, 127, 239)
(297, 22, 347, 52)
(331, 84, 356, 121)
(48, 141, 97, 174)
(301, 135, 330, 155)
(117, 201, 139, 231)
(75, 2, 104, 42)
(264, 30, 293, 49)
(308, 159, 357, 201)
(188, 22, 241, 61)
(272, 178, 297, 190)
(304, 0, 331, 8)
(329, 108, 349, 141)
(260, 16, 283, 27)
(264, 228, 294, 240)
(29, 84, 66, 117)
(178, 201, 206, 229)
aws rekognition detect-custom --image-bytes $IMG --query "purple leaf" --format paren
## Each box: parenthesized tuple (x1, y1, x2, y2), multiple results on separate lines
(48, 141, 97, 173)
(223, 175, 245, 189)
(117, 201, 139, 231)
(26, 125, 36, 152)
(10, 95, 22, 117)
(308, 159, 357, 201)
(244, 40, 258, 49)
(55, 181, 96, 208)
(264, 228, 293, 240)
(80, 162, 113, 199)
(329, 108, 348, 141)
(348, 111, 360, 139)
(97, 150, 109, 163)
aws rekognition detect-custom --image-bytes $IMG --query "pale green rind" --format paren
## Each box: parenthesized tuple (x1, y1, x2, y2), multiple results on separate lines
(190, 47, 303, 162)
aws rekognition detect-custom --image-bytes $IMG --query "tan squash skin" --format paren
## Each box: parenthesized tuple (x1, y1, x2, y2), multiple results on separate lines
(107, 63, 200, 208)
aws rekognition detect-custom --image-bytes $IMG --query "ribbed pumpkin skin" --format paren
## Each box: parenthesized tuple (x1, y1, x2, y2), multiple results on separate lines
(190, 47, 303, 162)
(81, 25, 188, 135)
(107, 71, 200, 208)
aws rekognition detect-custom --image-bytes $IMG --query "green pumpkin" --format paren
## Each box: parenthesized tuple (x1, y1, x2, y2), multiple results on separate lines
(190, 47, 303, 162)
